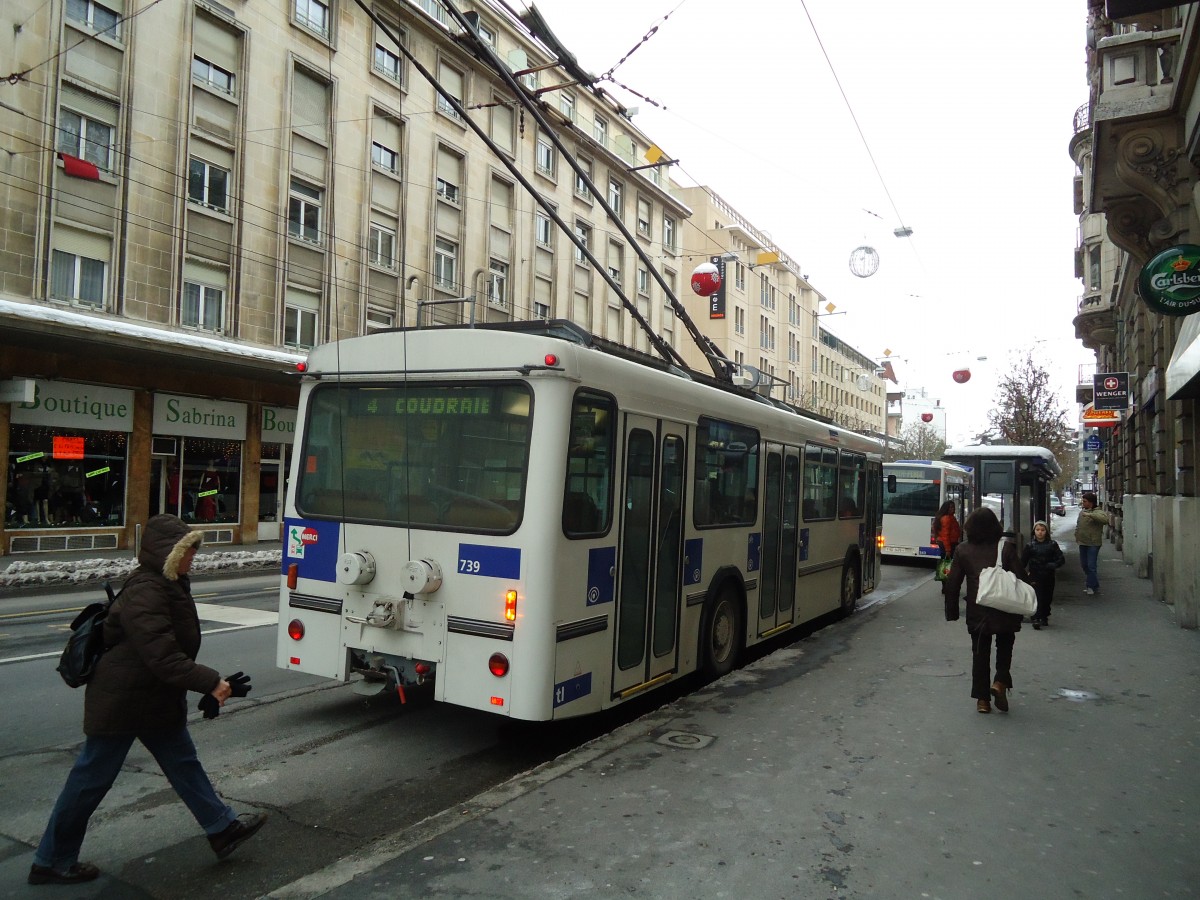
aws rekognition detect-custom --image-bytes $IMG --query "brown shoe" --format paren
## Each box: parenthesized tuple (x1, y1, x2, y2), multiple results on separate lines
(208, 813, 267, 859)
(28, 862, 100, 885)
(991, 682, 1009, 712)
(977, 699, 991, 714)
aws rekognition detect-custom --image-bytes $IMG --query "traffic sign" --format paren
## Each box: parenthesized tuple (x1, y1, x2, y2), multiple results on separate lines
(1083, 435, 1103, 451)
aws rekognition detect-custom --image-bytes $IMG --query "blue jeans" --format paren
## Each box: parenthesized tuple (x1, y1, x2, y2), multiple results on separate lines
(34, 727, 235, 869)
(1079, 544, 1101, 591)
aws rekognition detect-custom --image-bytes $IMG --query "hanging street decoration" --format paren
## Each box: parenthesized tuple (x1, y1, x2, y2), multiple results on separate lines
(691, 261, 721, 298)
(1137, 244, 1200, 316)
(849, 246, 880, 278)
(952, 368, 971, 384)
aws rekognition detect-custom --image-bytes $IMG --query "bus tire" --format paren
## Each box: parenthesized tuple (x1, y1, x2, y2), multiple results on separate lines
(700, 585, 742, 677)
(840, 559, 860, 617)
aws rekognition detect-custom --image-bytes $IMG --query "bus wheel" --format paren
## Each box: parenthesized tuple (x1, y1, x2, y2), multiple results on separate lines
(701, 586, 742, 677)
(840, 563, 860, 617)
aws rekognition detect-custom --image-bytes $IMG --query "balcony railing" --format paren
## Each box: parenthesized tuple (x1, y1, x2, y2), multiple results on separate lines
(1073, 102, 1090, 134)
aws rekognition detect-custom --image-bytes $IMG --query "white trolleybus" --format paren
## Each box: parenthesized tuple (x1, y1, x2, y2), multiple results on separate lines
(278, 321, 883, 721)
(881, 459, 974, 560)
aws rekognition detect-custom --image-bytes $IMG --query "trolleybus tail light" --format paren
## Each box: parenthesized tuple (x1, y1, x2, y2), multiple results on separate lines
(877, 534, 885, 549)
(414, 662, 431, 676)
(504, 589, 518, 622)
(287, 619, 305, 641)
(287, 563, 298, 590)
(296, 361, 307, 373)
(545, 353, 559, 367)
(488, 652, 509, 677)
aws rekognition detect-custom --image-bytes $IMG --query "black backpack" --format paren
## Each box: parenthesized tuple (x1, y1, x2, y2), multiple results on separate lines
(57, 581, 120, 688)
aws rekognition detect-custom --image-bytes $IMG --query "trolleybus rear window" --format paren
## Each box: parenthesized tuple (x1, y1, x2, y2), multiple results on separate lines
(297, 382, 532, 532)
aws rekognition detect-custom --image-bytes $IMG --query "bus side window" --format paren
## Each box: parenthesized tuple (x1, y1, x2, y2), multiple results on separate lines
(563, 491, 600, 533)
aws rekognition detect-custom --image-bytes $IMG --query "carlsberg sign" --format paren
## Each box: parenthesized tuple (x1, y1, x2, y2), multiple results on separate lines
(1138, 244, 1200, 317)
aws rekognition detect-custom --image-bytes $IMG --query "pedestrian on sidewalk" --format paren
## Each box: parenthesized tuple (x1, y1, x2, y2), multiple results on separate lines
(1074, 491, 1108, 595)
(1020, 520, 1065, 628)
(932, 500, 961, 559)
(942, 507, 1025, 714)
(28, 514, 266, 886)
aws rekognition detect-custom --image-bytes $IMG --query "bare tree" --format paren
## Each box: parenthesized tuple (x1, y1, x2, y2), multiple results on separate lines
(886, 422, 946, 462)
(987, 352, 1072, 490)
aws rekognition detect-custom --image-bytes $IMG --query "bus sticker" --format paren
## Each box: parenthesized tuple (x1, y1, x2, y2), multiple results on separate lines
(746, 532, 761, 572)
(457, 543, 521, 579)
(553, 672, 592, 708)
(684, 538, 703, 585)
(586, 546, 616, 605)
(799, 528, 810, 562)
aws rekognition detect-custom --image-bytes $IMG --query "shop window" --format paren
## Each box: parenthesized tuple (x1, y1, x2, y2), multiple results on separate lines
(7, 425, 128, 527)
(154, 438, 242, 523)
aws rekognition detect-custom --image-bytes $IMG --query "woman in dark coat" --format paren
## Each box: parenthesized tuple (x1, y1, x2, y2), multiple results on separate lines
(29, 515, 266, 886)
(942, 507, 1025, 714)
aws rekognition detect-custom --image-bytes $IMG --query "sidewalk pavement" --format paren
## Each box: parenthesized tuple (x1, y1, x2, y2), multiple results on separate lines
(0, 541, 281, 593)
(268, 538, 1199, 900)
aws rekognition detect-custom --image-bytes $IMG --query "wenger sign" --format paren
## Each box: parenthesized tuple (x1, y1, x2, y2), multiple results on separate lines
(1092, 372, 1129, 411)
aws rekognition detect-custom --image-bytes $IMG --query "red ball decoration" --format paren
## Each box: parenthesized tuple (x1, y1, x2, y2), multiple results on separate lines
(921, 412, 934, 423)
(952, 368, 971, 384)
(690, 262, 722, 297)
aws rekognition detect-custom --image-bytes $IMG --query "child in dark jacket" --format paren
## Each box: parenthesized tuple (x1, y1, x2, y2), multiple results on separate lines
(1020, 520, 1065, 628)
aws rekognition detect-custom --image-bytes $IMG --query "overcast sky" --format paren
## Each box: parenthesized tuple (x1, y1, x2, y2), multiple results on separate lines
(525, 0, 1092, 443)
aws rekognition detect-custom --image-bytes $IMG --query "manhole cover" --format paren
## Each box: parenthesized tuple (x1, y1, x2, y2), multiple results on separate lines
(656, 730, 715, 750)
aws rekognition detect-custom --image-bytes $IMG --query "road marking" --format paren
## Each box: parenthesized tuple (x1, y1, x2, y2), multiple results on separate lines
(194, 602, 277, 627)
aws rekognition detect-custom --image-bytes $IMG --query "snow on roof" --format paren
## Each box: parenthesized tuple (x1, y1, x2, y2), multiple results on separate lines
(1, 297, 307, 368)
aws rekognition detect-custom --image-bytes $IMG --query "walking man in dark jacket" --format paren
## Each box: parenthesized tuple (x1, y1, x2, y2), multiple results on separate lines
(28, 515, 266, 885)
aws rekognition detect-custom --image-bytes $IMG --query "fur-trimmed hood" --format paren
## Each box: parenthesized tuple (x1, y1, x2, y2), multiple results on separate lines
(138, 514, 203, 580)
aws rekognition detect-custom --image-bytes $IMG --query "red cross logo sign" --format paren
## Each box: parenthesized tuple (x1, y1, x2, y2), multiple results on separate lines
(1104, 377, 1119, 390)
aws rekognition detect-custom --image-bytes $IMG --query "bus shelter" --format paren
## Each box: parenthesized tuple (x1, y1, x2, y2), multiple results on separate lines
(942, 445, 1061, 545)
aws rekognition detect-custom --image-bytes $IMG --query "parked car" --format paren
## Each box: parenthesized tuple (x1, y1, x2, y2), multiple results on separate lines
(1052, 503, 1066, 517)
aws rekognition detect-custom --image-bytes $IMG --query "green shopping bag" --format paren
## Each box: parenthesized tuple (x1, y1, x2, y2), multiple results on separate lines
(935, 556, 953, 582)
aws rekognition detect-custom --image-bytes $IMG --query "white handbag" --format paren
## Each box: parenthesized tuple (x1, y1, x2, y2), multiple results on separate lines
(975, 541, 1037, 616)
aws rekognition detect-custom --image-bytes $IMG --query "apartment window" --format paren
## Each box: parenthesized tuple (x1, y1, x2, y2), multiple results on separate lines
(593, 115, 608, 146)
(536, 138, 555, 177)
(366, 307, 394, 331)
(369, 224, 396, 269)
(535, 211, 553, 247)
(66, 0, 120, 37)
(434, 237, 458, 288)
(560, 92, 576, 122)
(182, 282, 224, 331)
(374, 44, 402, 82)
(662, 215, 677, 254)
(488, 259, 508, 307)
(1088, 244, 1102, 291)
(284, 303, 318, 349)
(735, 306, 745, 335)
(371, 141, 398, 174)
(574, 221, 591, 265)
(192, 57, 234, 94)
(636, 197, 651, 238)
(437, 62, 464, 119)
(575, 157, 592, 200)
(637, 266, 650, 296)
(51, 250, 106, 307)
(534, 300, 550, 319)
(735, 262, 745, 291)
(288, 180, 322, 243)
(187, 159, 228, 212)
(476, 22, 496, 47)
(295, 0, 329, 37)
(436, 177, 459, 204)
(57, 109, 112, 170)
(607, 179, 624, 219)
(760, 273, 769, 305)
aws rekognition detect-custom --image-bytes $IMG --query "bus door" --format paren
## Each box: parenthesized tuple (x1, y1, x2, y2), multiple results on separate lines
(861, 460, 882, 592)
(757, 445, 799, 636)
(612, 417, 686, 696)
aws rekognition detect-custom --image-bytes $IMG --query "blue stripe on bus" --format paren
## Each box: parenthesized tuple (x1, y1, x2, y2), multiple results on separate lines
(457, 544, 521, 579)
(684, 538, 703, 586)
(747, 532, 761, 572)
(586, 546, 616, 605)
(553, 672, 592, 708)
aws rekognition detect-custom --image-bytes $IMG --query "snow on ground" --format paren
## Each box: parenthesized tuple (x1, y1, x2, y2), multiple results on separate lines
(0, 550, 281, 590)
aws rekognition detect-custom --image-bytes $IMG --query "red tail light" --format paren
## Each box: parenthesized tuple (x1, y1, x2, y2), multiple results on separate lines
(488, 653, 509, 677)
(287, 619, 305, 641)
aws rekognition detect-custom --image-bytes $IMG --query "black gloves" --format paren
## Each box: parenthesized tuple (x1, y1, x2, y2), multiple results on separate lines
(197, 672, 253, 719)
(227, 671, 252, 698)
(198, 693, 220, 719)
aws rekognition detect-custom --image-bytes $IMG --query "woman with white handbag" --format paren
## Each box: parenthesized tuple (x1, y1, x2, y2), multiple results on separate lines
(942, 507, 1027, 714)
